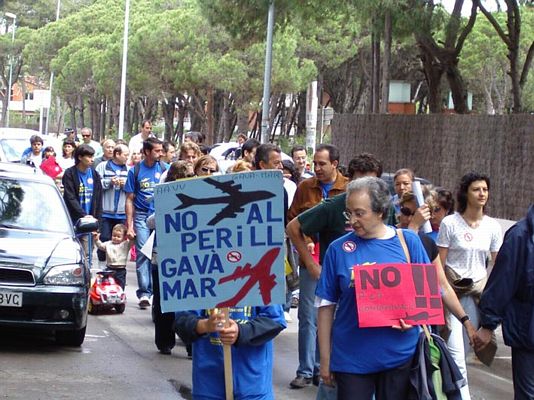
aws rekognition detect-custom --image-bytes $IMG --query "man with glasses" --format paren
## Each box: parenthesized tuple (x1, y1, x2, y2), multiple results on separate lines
(290, 145, 313, 182)
(129, 119, 155, 155)
(80, 127, 103, 158)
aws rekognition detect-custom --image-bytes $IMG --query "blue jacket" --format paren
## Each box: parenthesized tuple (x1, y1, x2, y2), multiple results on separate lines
(95, 159, 128, 218)
(479, 204, 534, 349)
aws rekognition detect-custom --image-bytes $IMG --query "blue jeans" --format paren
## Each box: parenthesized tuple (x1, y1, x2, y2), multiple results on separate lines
(297, 266, 320, 378)
(134, 210, 152, 299)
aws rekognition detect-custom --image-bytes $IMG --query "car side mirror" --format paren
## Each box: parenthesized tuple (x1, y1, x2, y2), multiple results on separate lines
(74, 216, 99, 234)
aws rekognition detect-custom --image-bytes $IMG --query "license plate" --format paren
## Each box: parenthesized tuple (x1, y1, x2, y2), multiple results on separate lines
(0, 291, 22, 307)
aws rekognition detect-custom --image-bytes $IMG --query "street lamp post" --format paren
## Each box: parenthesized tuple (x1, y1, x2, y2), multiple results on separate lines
(118, 0, 131, 140)
(5, 12, 16, 128)
(45, 0, 61, 135)
(260, 0, 275, 144)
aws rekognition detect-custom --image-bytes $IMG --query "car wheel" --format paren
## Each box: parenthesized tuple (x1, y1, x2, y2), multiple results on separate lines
(115, 304, 126, 314)
(56, 326, 87, 347)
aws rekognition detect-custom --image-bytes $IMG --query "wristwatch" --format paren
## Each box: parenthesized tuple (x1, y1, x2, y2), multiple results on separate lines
(460, 315, 470, 324)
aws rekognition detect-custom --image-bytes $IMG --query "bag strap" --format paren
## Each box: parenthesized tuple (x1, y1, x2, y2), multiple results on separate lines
(398, 228, 433, 341)
(396, 229, 411, 263)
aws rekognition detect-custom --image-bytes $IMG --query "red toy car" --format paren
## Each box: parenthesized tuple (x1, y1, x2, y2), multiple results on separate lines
(88, 271, 126, 314)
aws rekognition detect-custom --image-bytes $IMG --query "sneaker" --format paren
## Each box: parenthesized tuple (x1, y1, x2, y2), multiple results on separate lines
(291, 297, 299, 308)
(139, 296, 150, 309)
(289, 376, 312, 389)
(284, 311, 293, 323)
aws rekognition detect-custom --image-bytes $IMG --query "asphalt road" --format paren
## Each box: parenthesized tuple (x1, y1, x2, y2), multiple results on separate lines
(0, 216, 517, 400)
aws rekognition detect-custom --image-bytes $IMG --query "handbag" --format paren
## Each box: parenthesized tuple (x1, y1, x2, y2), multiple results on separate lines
(444, 266, 475, 296)
(285, 237, 299, 292)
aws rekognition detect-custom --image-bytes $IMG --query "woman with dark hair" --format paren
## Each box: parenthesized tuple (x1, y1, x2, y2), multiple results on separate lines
(282, 159, 300, 185)
(58, 139, 76, 170)
(437, 172, 503, 400)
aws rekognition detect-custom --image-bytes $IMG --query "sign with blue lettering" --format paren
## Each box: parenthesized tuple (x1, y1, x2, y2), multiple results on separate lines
(154, 171, 286, 312)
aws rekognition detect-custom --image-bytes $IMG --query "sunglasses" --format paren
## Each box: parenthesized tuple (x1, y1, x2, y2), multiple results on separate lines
(81, 135, 91, 138)
(400, 207, 415, 217)
(431, 206, 442, 214)
(201, 167, 217, 173)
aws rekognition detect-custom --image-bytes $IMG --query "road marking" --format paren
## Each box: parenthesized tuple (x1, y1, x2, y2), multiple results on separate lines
(476, 368, 513, 385)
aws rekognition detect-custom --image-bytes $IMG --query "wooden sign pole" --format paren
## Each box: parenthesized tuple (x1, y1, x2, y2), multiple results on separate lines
(222, 307, 233, 400)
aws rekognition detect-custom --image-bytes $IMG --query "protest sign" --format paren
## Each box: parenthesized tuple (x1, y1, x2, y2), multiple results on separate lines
(353, 263, 444, 327)
(154, 171, 286, 313)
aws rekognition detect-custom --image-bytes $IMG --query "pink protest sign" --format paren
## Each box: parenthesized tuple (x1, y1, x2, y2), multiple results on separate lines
(353, 263, 445, 328)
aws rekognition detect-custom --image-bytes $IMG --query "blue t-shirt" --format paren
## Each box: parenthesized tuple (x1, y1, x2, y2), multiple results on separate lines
(316, 228, 430, 374)
(426, 230, 439, 243)
(77, 168, 94, 215)
(320, 181, 334, 199)
(191, 305, 285, 400)
(124, 161, 165, 213)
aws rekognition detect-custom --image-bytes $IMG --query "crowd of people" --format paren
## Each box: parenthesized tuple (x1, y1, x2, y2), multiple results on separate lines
(19, 125, 533, 400)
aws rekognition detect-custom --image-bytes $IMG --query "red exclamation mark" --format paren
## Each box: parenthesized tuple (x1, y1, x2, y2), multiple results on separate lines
(425, 264, 442, 309)
(412, 265, 427, 308)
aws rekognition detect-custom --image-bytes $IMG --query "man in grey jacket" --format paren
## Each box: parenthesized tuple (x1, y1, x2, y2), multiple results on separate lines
(95, 144, 130, 263)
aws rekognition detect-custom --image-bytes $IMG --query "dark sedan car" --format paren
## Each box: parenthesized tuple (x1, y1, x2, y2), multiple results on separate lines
(0, 163, 95, 346)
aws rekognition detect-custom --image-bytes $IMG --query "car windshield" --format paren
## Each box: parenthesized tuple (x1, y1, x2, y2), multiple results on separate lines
(0, 138, 27, 162)
(0, 178, 72, 233)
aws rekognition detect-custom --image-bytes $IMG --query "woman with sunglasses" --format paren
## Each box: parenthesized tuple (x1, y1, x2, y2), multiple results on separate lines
(193, 155, 219, 176)
(437, 172, 503, 400)
(426, 188, 455, 242)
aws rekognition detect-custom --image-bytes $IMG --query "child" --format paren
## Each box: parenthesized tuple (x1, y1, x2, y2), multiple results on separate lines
(93, 224, 131, 290)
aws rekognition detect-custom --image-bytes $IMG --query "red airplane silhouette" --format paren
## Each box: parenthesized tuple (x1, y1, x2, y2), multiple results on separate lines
(216, 247, 280, 308)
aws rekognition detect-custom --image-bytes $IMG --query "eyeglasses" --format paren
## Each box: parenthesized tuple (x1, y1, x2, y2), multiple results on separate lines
(343, 210, 366, 221)
(400, 207, 415, 217)
(81, 135, 91, 138)
(201, 167, 217, 173)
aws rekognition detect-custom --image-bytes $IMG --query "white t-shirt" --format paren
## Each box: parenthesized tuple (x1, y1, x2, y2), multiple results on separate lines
(29, 152, 42, 168)
(437, 212, 502, 281)
(128, 133, 154, 155)
(283, 178, 297, 207)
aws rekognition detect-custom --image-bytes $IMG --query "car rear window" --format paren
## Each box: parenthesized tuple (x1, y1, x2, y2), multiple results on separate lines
(0, 178, 72, 233)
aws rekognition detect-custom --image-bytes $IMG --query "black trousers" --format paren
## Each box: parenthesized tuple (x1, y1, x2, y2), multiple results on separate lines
(105, 267, 126, 290)
(512, 347, 534, 400)
(151, 264, 175, 350)
(335, 359, 412, 400)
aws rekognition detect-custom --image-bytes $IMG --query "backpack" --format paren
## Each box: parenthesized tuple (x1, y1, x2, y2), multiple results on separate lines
(132, 161, 167, 188)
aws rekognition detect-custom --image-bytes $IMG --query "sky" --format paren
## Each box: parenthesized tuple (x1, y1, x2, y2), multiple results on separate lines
(440, 0, 502, 15)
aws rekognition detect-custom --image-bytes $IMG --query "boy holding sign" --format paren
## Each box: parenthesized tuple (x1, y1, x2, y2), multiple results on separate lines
(175, 306, 285, 399)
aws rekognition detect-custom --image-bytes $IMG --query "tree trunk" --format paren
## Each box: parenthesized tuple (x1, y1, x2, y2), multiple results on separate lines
(99, 97, 106, 141)
(380, 10, 392, 114)
(78, 95, 85, 129)
(162, 97, 176, 141)
(236, 110, 249, 136)
(446, 63, 468, 113)
(419, 48, 444, 113)
(68, 101, 77, 131)
(370, 28, 381, 113)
